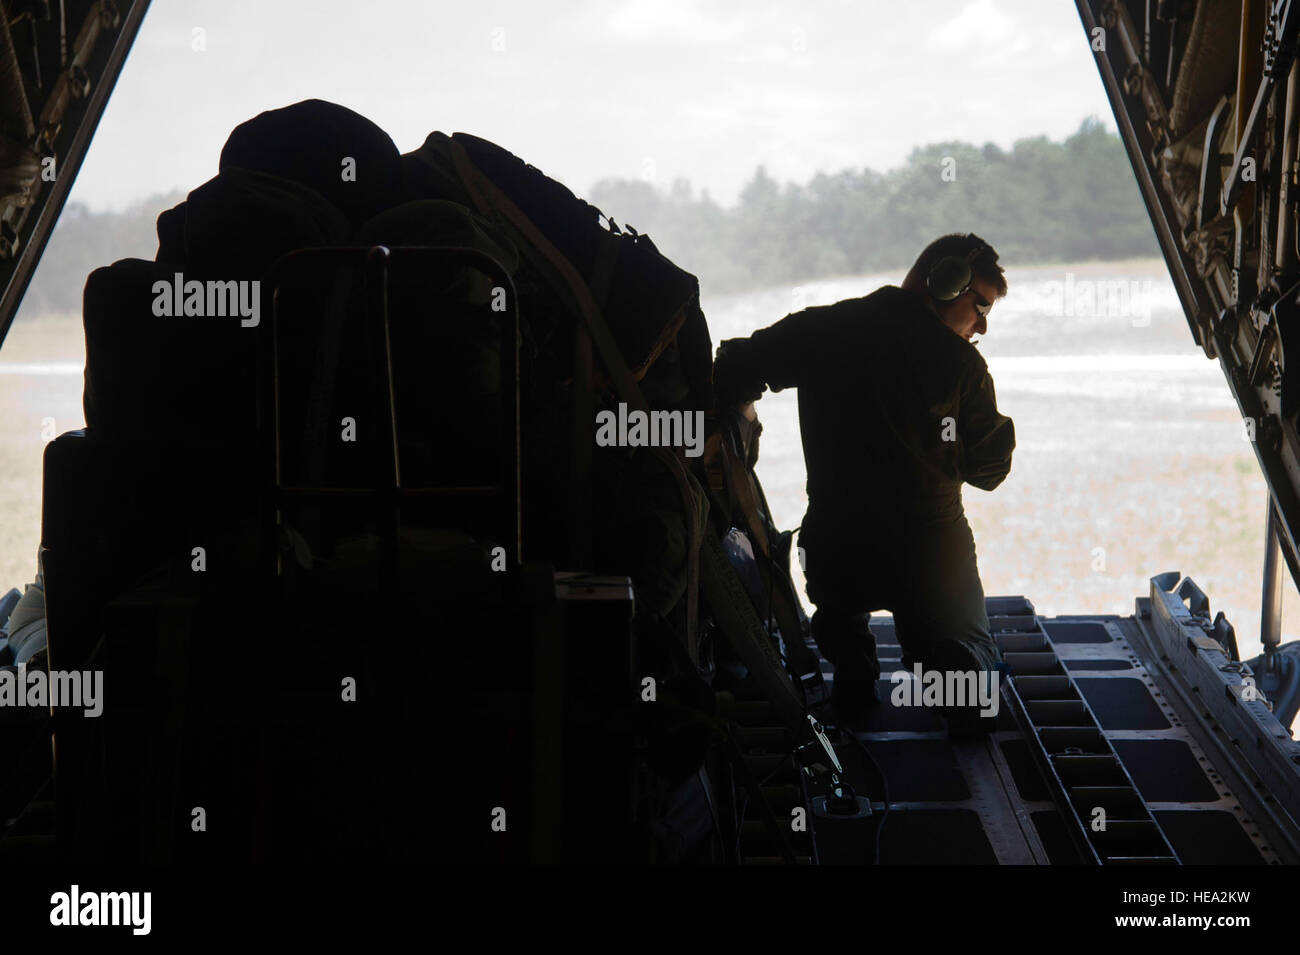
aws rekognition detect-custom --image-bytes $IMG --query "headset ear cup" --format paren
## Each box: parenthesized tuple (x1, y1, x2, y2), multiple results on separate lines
(926, 256, 972, 302)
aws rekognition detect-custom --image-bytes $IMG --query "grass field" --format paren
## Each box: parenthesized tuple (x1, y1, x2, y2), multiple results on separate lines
(2, 263, 1296, 671)
(0, 312, 84, 590)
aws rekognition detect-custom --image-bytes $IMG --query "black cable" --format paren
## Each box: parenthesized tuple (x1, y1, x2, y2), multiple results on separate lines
(733, 791, 747, 862)
(846, 731, 890, 866)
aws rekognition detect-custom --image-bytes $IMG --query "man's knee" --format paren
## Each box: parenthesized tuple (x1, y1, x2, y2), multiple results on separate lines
(924, 634, 1000, 673)
(811, 607, 879, 677)
(895, 608, 1000, 672)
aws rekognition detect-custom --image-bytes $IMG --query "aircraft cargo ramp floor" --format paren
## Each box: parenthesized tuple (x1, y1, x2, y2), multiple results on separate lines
(732, 587, 1300, 865)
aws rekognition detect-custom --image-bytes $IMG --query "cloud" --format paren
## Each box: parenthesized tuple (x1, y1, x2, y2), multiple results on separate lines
(927, 0, 1030, 54)
(606, 0, 745, 45)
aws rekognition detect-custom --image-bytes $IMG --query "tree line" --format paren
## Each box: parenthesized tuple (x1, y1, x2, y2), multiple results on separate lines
(14, 116, 1157, 320)
(588, 116, 1159, 294)
(18, 189, 185, 319)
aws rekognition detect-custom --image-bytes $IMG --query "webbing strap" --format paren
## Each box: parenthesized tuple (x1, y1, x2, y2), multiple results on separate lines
(714, 421, 819, 684)
(445, 136, 701, 660)
(568, 231, 620, 567)
(446, 138, 647, 412)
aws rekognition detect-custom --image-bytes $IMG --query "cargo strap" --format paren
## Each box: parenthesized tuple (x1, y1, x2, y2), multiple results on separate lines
(446, 137, 701, 663)
(699, 528, 806, 728)
(706, 417, 823, 697)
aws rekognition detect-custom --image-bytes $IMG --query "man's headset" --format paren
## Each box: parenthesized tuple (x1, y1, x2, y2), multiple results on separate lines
(924, 236, 992, 303)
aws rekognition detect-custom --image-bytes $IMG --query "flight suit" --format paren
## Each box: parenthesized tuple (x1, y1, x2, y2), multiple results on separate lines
(713, 285, 1015, 687)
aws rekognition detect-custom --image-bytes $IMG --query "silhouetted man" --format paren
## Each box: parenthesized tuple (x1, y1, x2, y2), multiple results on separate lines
(713, 233, 1015, 733)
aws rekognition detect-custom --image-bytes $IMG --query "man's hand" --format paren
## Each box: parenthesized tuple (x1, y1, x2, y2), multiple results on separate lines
(713, 340, 766, 410)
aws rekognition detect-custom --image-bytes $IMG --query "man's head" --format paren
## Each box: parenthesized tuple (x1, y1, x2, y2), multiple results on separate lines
(901, 233, 1007, 343)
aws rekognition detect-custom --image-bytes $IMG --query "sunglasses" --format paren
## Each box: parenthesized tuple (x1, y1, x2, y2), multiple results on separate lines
(972, 291, 992, 319)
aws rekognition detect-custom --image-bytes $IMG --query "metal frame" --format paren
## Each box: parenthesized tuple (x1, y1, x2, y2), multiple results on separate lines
(1128, 571, 1300, 859)
(1263, 498, 1285, 658)
(0, 0, 153, 351)
(1074, 0, 1217, 350)
(996, 615, 1180, 863)
(1075, 0, 1300, 656)
(262, 244, 522, 566)
(1057, 612, 1286, 864)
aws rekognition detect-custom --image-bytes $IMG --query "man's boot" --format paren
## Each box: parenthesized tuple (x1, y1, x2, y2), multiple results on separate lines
(812, 609, 880, 727)
(926, 638, 1002, 740)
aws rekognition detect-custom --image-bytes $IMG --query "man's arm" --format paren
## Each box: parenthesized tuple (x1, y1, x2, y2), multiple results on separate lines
(958, 365, 1015, 490)
(714, 307, 821, 405)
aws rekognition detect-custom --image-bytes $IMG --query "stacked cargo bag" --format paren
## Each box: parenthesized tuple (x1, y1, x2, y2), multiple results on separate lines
(219, 99, 403, 233)
(83, 166, 350, 440)
(213, 104, 522, 662)
(197, 102, 531, 862)
(49, 163, 357, 707)
(405, 131, 713, 405)
(402, 131, 733, 824)
(214, 99, 404, 497)
(82, 96, 397, 443)
(45, 100, 406, 861)
(403, 129, 714, 613)
(353, 197, 520, 490)
(58, 146, 356, 652)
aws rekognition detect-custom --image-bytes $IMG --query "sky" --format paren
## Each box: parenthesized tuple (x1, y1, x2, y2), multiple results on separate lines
(71, 0, 1117, 212)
